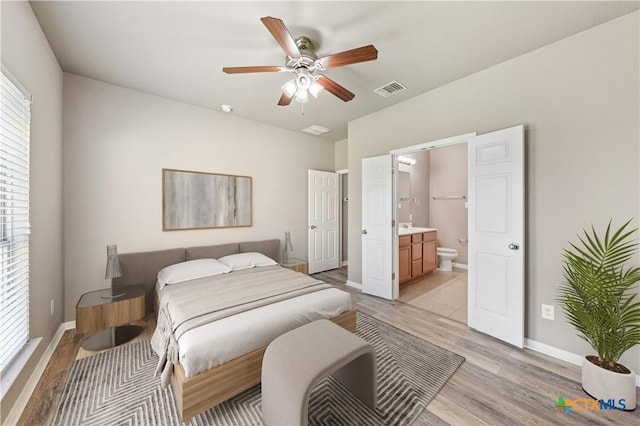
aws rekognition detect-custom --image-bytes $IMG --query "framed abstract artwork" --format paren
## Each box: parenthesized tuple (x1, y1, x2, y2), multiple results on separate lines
(162, 168, 252, 231)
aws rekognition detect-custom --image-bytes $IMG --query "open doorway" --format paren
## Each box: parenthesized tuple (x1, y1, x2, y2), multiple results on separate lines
(362, 126, 525, 347)
(394, 144, 469, 324)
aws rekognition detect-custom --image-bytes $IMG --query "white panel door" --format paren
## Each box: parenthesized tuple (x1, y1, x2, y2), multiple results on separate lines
(468, 125, 525, 347)
(308, 170, 340, 274)
(361, 155, 393, 299)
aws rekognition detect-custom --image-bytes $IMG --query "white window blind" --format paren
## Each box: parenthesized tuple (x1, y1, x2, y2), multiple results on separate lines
(0, 68, 31, 373)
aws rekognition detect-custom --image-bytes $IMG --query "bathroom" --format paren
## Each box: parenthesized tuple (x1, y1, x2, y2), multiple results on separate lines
(396, 143, 468, 323)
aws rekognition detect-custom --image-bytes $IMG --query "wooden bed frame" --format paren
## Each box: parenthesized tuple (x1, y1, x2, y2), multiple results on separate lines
(113, 239, 356, 421)
(173, 309, 356, 420)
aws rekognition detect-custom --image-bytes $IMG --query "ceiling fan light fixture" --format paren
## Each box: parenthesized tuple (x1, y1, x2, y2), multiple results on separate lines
(295, 88, 309, 103)
(282, 79, 297, 97)
(296, 69, 311, 90)
(309, 79, 324, 98)
(223, 16, 378, 107)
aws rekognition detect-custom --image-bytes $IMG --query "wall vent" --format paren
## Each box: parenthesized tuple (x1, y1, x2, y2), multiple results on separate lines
(374, 80, 406, 97)
(302, 124, 331, 136)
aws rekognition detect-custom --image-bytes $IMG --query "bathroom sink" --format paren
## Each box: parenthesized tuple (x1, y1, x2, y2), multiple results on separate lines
(398, 227, 437, 235)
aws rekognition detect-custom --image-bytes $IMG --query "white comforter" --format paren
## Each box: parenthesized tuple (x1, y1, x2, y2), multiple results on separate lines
(154, 266, 352, 378)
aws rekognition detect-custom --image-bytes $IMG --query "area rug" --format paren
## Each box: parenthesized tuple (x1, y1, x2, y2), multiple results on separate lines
(53, 312, 464, 426)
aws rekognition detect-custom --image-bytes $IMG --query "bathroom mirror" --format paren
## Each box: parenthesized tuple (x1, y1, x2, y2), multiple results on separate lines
(398, 171, 411, 223)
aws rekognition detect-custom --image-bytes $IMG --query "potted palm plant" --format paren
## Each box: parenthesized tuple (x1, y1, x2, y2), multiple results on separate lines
(558, 219, 640, 411)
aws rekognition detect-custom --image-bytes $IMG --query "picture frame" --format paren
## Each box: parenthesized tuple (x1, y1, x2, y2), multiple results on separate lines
(162, 168, 252, 231)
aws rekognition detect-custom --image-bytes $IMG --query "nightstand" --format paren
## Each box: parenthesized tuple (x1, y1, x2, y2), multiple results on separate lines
(76, 285, 146, 351)
(279, 258, 309, 274)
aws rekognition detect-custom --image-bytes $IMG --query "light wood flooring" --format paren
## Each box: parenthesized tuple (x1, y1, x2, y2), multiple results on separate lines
(18, 267, 640, 425)
(398, 268, 468, 324)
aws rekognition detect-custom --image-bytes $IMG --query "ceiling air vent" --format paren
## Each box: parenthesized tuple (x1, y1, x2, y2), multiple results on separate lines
(374, 80, 406, 98)
(302, 125, 331, 136)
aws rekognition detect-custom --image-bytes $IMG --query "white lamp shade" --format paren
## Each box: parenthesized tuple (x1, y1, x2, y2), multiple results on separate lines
(295, 89, 309, 103)
(309, 80, 324, 98)
(296, 72, 311, 90)
(282, 79, 297, 97)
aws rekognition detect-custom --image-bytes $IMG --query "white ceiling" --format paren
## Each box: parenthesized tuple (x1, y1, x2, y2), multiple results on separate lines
(30, 1, 639, 142)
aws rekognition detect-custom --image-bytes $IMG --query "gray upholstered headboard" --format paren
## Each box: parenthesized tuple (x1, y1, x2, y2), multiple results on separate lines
(112, 239, 280, 313)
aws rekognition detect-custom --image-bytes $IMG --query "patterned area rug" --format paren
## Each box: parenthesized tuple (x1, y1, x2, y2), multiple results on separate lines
(53, 312, 464, 425)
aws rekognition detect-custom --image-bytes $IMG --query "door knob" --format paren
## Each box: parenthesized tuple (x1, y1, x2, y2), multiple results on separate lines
(508, 243, 520, 250)
(310, 225, 316, 229)
(362, 229, 368, 235)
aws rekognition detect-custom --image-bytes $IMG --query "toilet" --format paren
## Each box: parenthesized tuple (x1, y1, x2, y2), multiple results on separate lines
(437, 247, 458, 272)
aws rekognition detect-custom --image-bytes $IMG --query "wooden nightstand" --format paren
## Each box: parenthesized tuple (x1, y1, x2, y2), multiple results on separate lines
(76, 285, 146, 351)
(279, 258, 309, 274)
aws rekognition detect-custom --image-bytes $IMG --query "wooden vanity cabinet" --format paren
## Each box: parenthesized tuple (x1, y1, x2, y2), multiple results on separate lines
(422, 232, 437, 274)
(399, 231, 437, 286)
(399, 238, 411, 283)
(411, 233, 423, 277)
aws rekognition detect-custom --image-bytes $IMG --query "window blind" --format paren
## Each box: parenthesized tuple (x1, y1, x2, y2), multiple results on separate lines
(0, 68, 31, 373)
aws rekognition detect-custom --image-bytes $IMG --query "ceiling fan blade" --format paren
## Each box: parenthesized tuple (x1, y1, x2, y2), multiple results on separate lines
(316, 75, 355, 102)
(260, 16, 301, 59)
(278, 92, 293, 106)
(318, 45, 378, 69)
(223, 66, 284, 74)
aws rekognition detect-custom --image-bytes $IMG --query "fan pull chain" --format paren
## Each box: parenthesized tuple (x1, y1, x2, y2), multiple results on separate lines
(300, 102, 304, 116)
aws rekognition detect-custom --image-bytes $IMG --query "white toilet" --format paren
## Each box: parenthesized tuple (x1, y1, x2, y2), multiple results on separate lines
(437, 247, 458, 272)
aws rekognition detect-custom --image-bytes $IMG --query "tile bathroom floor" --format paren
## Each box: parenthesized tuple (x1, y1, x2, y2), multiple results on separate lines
(398, 268, 468, 323)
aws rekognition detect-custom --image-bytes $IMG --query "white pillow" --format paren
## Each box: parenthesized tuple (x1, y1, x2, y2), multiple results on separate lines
(157, 258, 230, 289)
(217, 252, 277, 271)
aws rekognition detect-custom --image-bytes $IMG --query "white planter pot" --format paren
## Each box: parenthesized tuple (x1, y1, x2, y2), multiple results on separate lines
(582, 356, 636, 410)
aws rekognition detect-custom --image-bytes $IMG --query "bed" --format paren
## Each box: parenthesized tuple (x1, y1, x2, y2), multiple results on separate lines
(112, 239, 355, 420)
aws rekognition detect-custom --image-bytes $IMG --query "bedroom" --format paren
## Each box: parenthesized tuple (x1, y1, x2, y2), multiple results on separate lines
(2, 1, 639, 424)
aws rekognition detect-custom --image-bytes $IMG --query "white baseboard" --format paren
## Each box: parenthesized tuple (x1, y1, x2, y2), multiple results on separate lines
(4, 320, 74, 425)
(525, 338, 640, 387)
(452, 262, 468, 270)
(341, 261, 349, 267)
(524, 338, 584, 366)
(346, 280, 362, 290)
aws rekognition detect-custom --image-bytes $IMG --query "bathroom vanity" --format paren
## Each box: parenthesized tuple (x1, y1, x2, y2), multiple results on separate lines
(399, 228, 437, 286)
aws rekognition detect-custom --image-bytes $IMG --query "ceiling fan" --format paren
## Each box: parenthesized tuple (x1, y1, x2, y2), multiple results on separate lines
(222, 16, 378, 106)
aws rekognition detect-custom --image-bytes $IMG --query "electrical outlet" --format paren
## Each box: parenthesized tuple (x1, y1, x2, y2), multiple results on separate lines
(50, 299, 54, 316)
(541, 304, 554, 320)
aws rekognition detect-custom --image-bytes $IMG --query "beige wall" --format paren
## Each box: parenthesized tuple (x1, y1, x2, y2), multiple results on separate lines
(62, 74, 334, 321)
(334, 138, 348, 171)
(0, 1, 64, 421)
(429, 143, 468, 264)
(348, 12, 639, 371)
